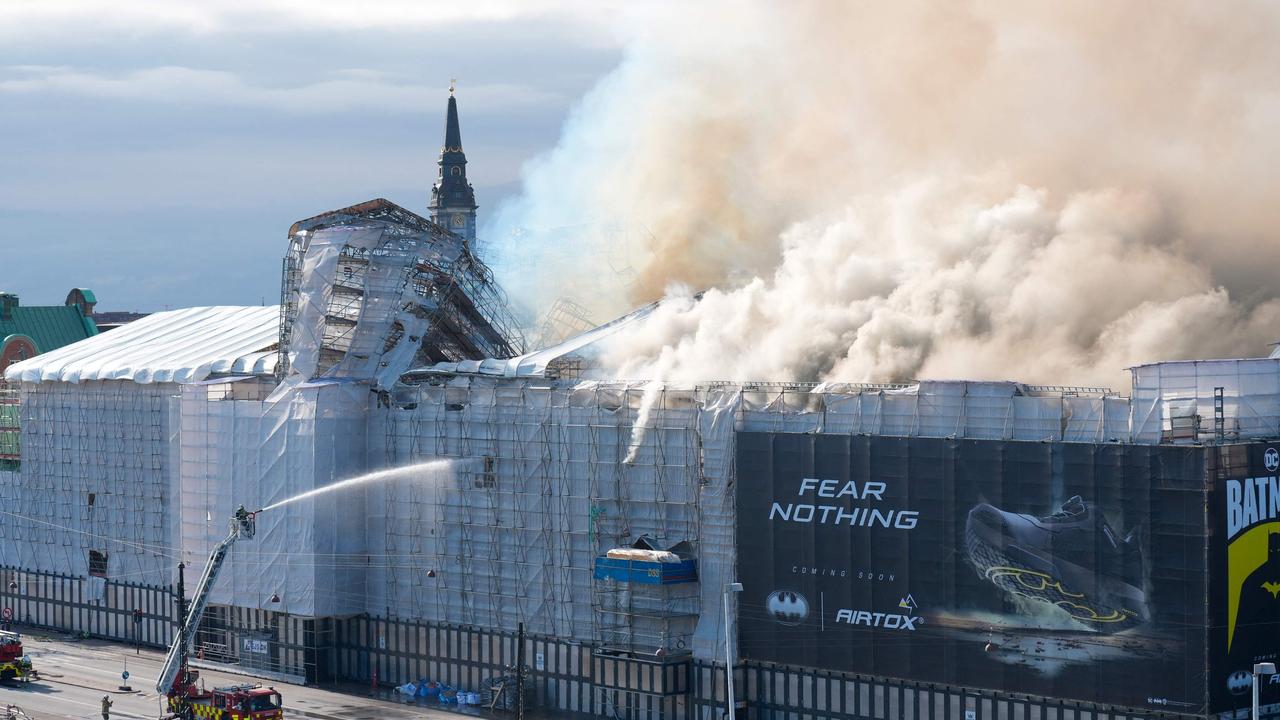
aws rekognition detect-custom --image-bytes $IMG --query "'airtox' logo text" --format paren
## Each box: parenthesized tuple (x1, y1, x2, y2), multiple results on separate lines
(835, 596, 922, 631)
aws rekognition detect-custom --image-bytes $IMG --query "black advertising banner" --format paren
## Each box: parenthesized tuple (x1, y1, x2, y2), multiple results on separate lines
(736, 433, 1207, 714)
(1209, 443, 1280, 718)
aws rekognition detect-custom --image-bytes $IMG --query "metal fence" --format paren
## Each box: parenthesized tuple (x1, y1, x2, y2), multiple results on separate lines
(0, 564, 174, 648)
(0, 565, 1206, 720)
(689, 661, 1199, 720)
(334, 615, 691, 719)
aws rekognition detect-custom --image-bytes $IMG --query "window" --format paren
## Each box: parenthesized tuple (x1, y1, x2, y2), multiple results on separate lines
(88, 550, 108, 578)
(87, 493, 95, 507)
(249, 695, 282, 711)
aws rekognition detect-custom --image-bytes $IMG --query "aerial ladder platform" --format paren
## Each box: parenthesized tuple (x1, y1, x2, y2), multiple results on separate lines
(158, 507, 283, 720)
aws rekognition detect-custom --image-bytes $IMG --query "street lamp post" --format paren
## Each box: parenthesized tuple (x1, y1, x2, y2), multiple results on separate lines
(132, 608, 142, 656)
(1254, 662, 1276, 720)
(723, 582, 743, 720)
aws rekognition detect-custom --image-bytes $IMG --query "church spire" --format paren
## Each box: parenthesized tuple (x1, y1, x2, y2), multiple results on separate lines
(444, 81, 463, 152)
(429, 82, 477, 243)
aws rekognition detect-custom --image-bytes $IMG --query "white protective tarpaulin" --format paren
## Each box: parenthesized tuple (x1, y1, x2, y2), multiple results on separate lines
(0, 381, 177, 586)
(416, 302, 660, 379)
(177, 380, 370, 617)
(4, 306, 280, 384)
(1130, 358, 1280, 443)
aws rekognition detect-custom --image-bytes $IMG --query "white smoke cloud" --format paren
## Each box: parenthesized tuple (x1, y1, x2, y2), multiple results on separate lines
(490, 1, 1280, 388)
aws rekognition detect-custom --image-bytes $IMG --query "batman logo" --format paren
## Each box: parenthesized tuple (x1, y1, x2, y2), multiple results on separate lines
(1228, 670, 1252, 695)
(1264, 581, 1280, 599)
(765, 590, 809, 626)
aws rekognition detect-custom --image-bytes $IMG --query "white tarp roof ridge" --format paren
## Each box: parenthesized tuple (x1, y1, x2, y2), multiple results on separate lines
(4, 305, 281, 385)
(411, 301, 661, 379)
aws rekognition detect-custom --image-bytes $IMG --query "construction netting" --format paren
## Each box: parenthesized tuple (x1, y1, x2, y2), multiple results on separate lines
(0, 382, 17, 469)
(1130, 358, 1280, 443)
(0, 370, 1146, 669)
(0, 381, 175, 594)
(176, 377, 369, 618)
(278, 205, 524, 387)
(371, 378, 1130, 664)
(374, 378, 737, 662)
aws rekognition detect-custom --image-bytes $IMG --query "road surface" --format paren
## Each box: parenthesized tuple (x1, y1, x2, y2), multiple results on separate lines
(0, 631, 476, 720)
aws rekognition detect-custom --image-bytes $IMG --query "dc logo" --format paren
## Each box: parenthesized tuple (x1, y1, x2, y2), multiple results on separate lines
(1266, 448, 1279, 472)
(765, 590, 809, 626)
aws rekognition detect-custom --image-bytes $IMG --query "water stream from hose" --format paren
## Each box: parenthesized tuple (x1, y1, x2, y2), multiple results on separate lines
(257, 460, 451, 513)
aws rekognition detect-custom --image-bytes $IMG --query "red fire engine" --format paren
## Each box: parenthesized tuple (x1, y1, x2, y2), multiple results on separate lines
(159, 508, 284, 719)
(165, 668, 282, 720)
(0, 631, 34, 683)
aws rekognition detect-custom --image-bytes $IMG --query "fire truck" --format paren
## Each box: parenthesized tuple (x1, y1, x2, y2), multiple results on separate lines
(0, 631, 34, 683)
(164, 673, 282, 720)
(158, 507, 284, 720)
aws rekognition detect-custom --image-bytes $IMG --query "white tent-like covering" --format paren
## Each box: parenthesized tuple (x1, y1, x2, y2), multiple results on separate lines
(412, 301, 659, 379)
(1129, 357, 1280, 443)
(4, 305, 280, 384)
(0, 305, 283, 594)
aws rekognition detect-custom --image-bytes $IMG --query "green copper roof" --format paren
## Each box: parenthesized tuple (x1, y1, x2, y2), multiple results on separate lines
(1, 304, 98, 355)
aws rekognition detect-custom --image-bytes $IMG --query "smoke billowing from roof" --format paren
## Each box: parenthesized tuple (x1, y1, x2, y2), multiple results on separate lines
(489, 1, 1280, 387)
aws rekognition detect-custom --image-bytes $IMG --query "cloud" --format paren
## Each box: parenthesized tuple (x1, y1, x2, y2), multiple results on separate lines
(0, 65, 564, 115)
(0, 0, 632, 40)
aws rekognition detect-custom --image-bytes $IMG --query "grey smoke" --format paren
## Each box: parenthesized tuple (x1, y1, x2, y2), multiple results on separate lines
(489, 1, 1280, 388)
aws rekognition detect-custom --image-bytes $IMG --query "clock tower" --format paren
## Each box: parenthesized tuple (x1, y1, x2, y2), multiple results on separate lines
(428, 82, 478, 244)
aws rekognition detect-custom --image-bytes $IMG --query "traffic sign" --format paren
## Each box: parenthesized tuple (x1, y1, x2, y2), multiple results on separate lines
(1, 607, 12, 621)
(122, 670, 130, 681)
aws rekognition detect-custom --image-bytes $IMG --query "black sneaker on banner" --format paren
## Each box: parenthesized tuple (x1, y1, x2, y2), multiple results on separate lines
(965, 495, 1147, 632)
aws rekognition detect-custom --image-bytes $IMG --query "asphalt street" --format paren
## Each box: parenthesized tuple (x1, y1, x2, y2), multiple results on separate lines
(0, 631, 476, 720)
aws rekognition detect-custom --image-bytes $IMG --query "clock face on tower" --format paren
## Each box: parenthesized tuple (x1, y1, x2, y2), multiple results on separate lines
(451, 213, 466, 228)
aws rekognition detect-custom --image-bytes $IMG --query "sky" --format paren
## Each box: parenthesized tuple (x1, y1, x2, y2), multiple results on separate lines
(0, 1, 626, 311)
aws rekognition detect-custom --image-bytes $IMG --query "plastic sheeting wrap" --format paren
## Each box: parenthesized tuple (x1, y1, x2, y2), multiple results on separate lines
(741, 382, 1128, 442)
(280, 210, 524, 391)
(1130, 358, 1280, 443)
(176, 380, 370, 618)
(417, 302, 660, 379)
(372, 379, 1145, 663)
(377, 378, 705, 651)
(691, 386, 739, 664)
(0, 381, 177, 586)
(3, 306, 280, 384)
(283, 224, 447, 386)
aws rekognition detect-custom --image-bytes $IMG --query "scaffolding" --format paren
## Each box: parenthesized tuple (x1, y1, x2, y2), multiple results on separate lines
(491, 221, 652, 335)
(175, 376, 363, 683)
(0, 382, 17, 471)
(1130, 357, 1280, 444)
(592, 576, 699, 659)
(726, 380, 1129, 442)
(0, 380, 174, 588)
(278, 199, 526, 383)
(532, 298, 597, 350)
(377, 379, 719, 659)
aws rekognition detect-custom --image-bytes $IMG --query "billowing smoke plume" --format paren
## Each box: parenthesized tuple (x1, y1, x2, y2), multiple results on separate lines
(488, 1, 1280, 388)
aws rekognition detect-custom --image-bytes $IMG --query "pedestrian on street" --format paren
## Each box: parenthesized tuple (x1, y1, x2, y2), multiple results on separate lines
(100, 694, 112, 720)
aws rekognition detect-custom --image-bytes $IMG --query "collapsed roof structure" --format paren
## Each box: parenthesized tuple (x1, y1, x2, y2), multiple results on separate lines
(280, 198, 525, 387)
